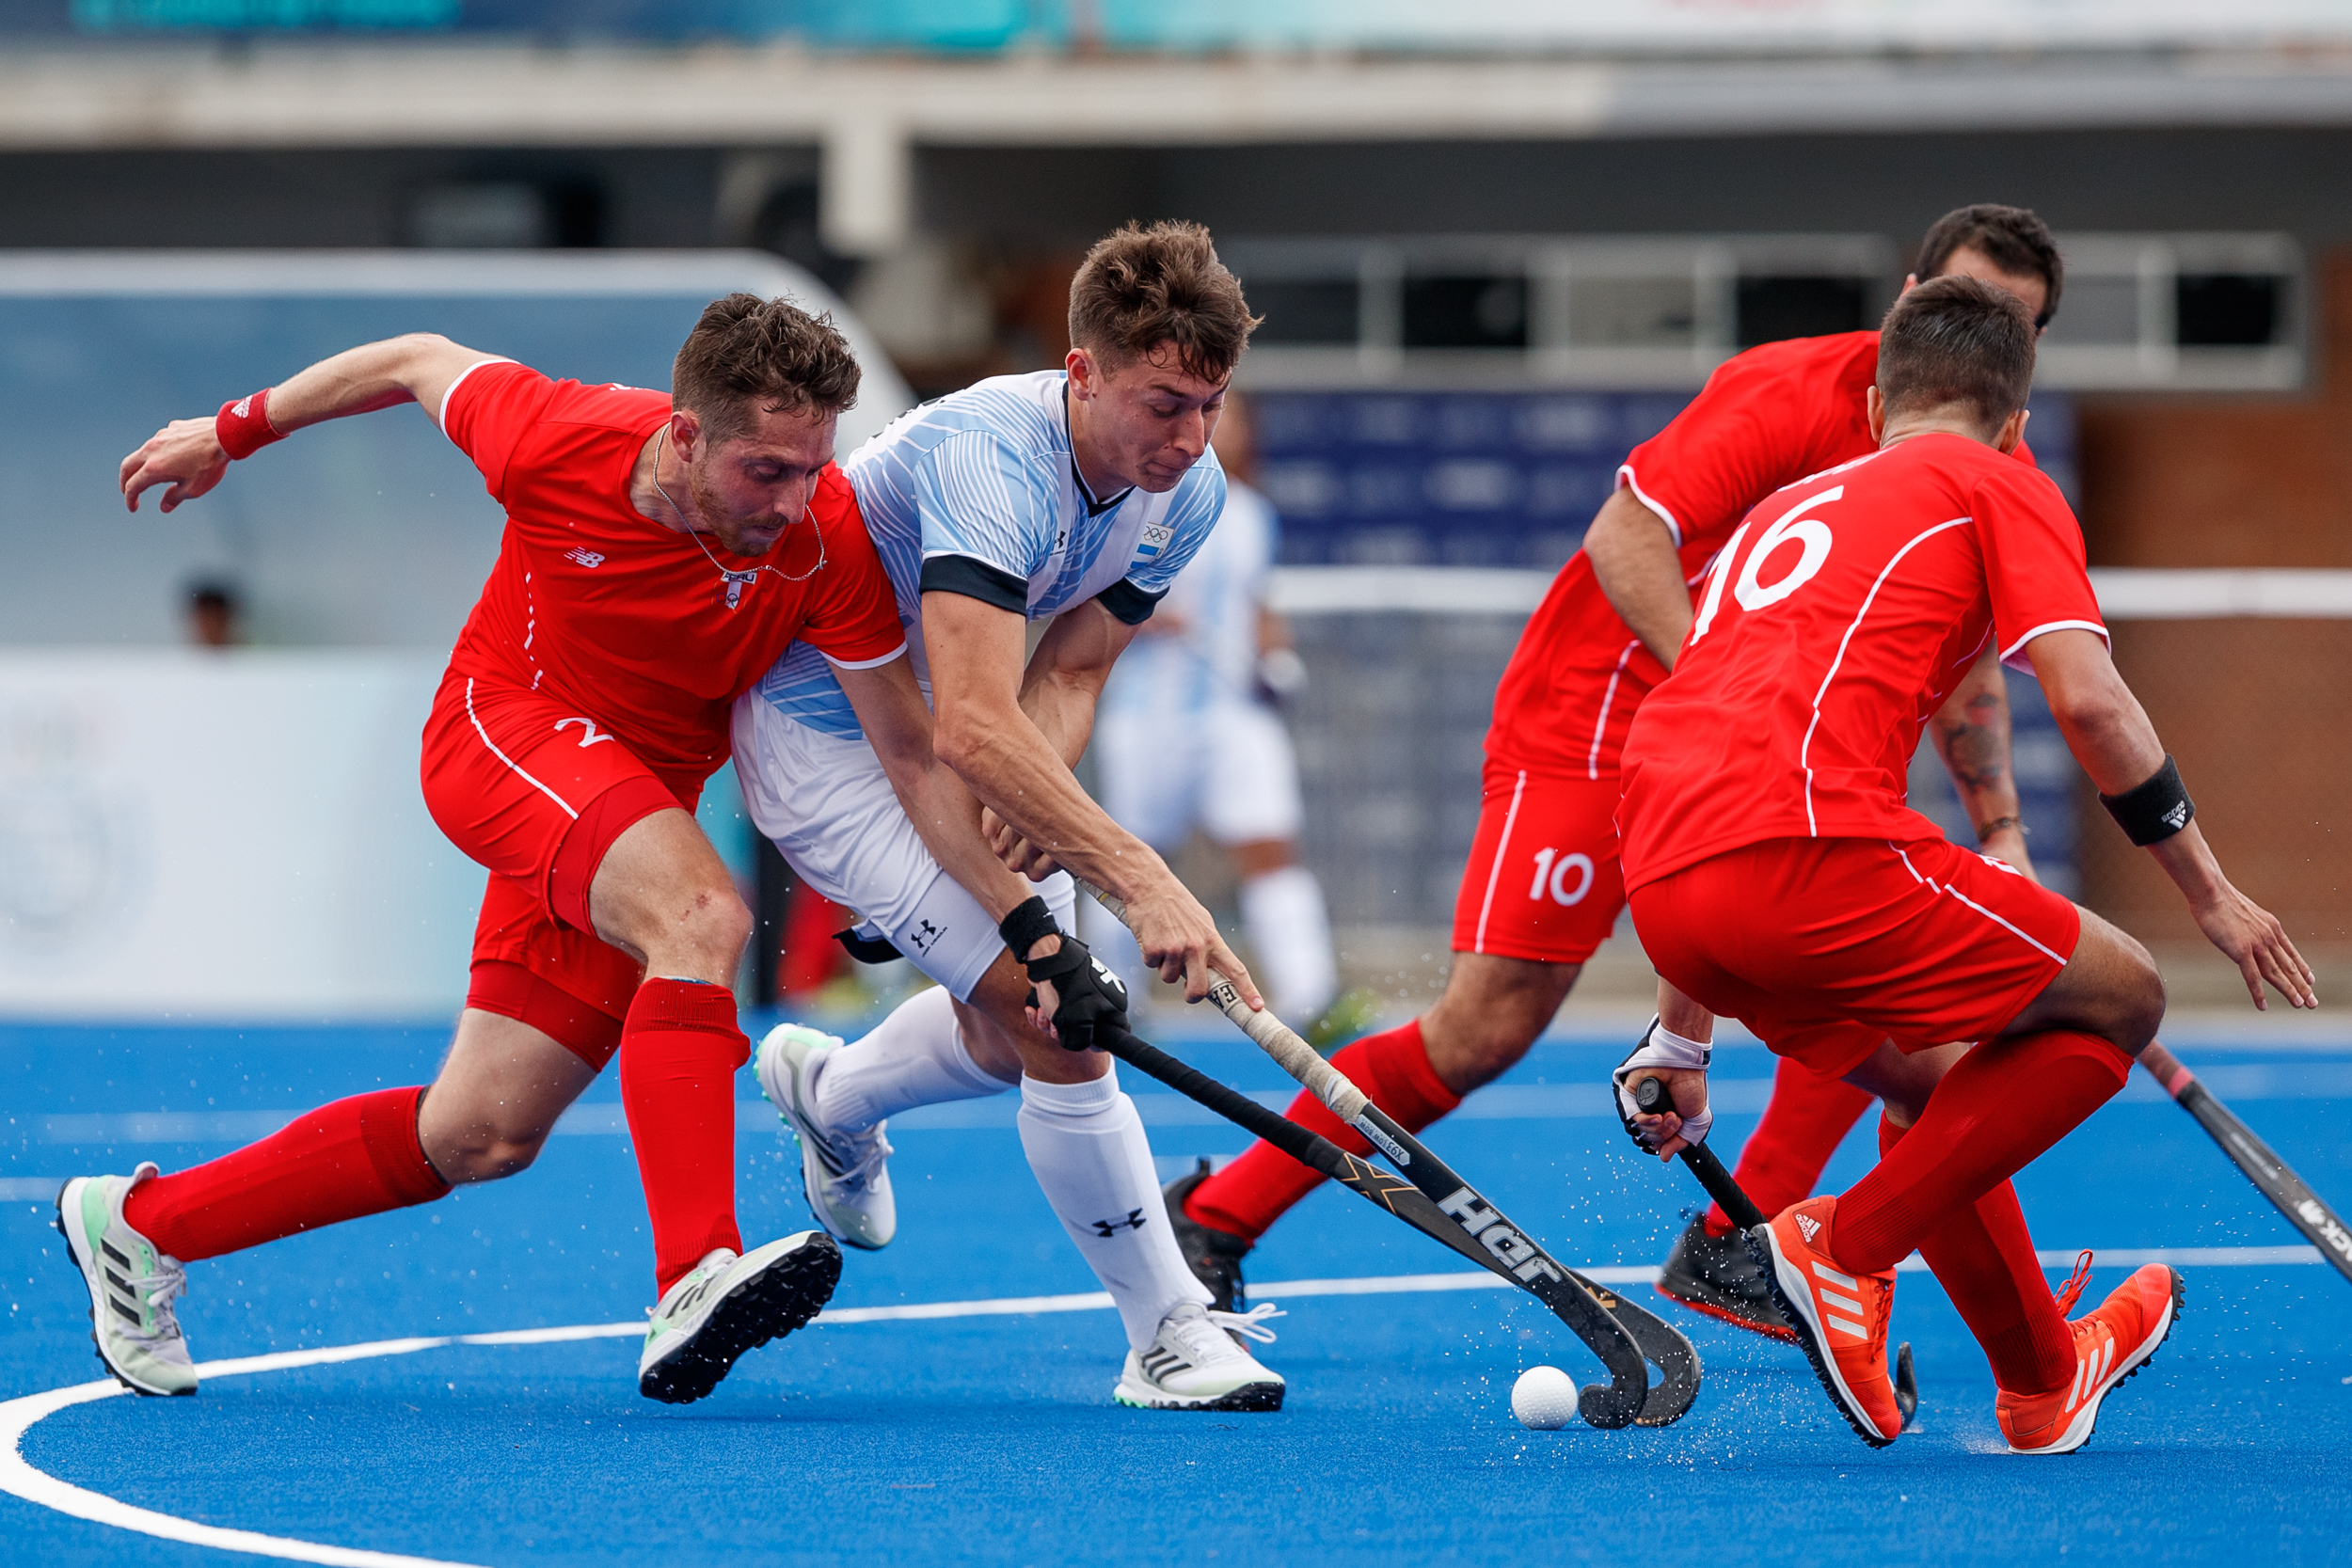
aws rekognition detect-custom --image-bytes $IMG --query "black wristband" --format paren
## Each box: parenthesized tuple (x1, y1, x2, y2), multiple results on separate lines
(2100, 754, 2195, 847)
(998, 895, 1060, 959)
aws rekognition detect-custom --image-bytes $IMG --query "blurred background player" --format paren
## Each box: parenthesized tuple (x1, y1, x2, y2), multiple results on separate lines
(1084, 392, 1368, 1042)
(63, 296, 901, 1405)
(183, 578, 244, 648)
(1617, 275, 2313, 1450)
(734, 222, 1286, 1411)
(1166, 204, 2064, 1319)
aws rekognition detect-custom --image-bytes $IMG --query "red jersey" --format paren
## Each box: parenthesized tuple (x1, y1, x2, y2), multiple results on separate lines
(1486, 331, 2035, 780)
(1616, 432, 2105, 892)
(439, 360, 906, 784)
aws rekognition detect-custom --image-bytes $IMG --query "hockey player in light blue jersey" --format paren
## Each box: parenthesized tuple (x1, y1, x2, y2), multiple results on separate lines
(734, 222, 1288, 1411)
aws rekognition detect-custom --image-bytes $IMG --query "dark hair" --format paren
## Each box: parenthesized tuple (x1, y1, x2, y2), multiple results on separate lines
(1876, 275, 2038, 436)
(672, 293, 860, 445)
(1068, 221, 1259, 385)
(1916, 204, 2063, 326)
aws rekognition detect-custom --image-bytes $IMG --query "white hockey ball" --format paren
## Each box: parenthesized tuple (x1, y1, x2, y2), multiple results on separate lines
(1511, 1365, 1579, 1430)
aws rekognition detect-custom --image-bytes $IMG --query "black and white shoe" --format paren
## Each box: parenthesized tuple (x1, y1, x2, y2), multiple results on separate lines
(1114, 1302, 1286, 1412)
(637, 1231, 841, 1404)
(1162, 1161, 1251, 1313)
(1655, 1214, 1796, 1343)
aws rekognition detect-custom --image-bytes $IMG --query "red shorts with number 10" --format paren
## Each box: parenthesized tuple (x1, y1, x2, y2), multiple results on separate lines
(418, 669, 699, 1069)
(1449, 764, 1629, 965)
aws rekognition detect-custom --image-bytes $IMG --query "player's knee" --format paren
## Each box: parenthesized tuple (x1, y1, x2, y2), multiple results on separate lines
(676, 882, 754, 963)
(431, 1127, 549, 1185)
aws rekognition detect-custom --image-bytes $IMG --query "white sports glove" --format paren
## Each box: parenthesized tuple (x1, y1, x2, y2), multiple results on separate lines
(1613, 1018, 1714, 1148)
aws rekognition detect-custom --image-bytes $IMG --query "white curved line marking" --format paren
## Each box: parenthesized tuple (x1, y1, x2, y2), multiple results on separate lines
(5, 1250, 2316, 1561)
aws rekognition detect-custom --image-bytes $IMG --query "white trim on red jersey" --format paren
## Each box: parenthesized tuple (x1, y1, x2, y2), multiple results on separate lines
(2000, 618, 2111, 673)
(1586, 640, 1641, 783)
(1798, 516, 1975, 837)
(1614, 464, 1685, 549)
(822, 642, 911, 673)
(436, 356, 518, 429)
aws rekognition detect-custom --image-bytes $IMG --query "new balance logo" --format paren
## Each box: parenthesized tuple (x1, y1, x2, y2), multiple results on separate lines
(564, 547, 606, 568)
(1796, 1212, 1820, 1243)
(1091, 1209, 1148, 1238)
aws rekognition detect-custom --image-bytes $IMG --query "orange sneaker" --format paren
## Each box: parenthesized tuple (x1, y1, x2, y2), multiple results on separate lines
(1750, 1196, 1903, 1447)
(1997, 1259, 2182, 1455)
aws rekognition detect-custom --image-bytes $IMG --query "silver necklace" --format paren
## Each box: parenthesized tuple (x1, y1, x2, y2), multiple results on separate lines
(654, 431, 826, 609)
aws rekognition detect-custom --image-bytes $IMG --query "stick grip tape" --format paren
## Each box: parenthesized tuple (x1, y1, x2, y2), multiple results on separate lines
(1077, 878, 1369, 1123)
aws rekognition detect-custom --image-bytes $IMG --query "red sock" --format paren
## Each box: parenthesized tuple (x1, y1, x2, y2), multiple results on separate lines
(1830, 1029, 2131, 1275)
(1879, 1115, 2074, 1396)
(1706, 1054, 1875, 1235)
(621, 978, 751, 1294)
(1186, 1019, 1461, 1243)
(121, 1086, 448, 1262)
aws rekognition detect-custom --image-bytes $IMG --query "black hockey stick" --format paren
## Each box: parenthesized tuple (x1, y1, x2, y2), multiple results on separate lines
(2140, 1041, 2352, 1289)
(1096, 1022, 1669, 1429)
(1631, 1072, 1917, 1430)
(1075, 881, 1700, 1428)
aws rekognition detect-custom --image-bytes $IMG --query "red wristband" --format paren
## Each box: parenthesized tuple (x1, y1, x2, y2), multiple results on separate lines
(215, 388, 284, 460)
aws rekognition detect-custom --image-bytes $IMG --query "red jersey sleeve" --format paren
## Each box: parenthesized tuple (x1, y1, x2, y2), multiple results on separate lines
(800, 474, 909, 669)
(437, 359, 554, 504)
(1973, 459, 2107, 672)
(1617, 335, 1874, 553)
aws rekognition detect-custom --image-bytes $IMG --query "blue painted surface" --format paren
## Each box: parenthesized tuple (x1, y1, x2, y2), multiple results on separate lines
(4, 1019, 2349, 1565)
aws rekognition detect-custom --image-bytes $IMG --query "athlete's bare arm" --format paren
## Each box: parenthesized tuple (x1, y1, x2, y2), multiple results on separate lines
(120, 333, 497, 513)
(1930, 642, 2036, 878)
(2028, 628, 2314, 1008)
(1584, 487, 1694, 670)
(924, 589, 1261, 1006)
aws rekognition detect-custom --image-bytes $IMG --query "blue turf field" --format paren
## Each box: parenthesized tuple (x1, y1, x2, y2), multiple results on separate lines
(4, 1014, 2349, 1566)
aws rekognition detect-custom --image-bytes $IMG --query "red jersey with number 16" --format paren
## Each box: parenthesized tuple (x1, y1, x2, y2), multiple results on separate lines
(1485, 331, 2036, 781)
(439, 359, 906, 786)
(1616, 432, 2104, 893)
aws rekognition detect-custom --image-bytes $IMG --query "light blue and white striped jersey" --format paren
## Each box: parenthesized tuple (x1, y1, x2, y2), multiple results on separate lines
(1100, 478, 1277, 721)
(751, 370, 1227, 738)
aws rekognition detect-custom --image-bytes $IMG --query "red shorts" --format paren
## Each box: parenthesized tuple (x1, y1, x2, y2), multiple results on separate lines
(1449, 765, 1628, 965)
(420, 671, 699, 1069)
(1629, 834, 2080, 1080)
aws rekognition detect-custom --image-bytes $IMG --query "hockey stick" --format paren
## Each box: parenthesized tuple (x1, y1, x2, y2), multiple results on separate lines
(1075, 880, 1701, 1428)
(2139, 1041, 2352, 1289)
(1631, 1072, 1918, 1429)
(1096, 1022, 1661, 1429)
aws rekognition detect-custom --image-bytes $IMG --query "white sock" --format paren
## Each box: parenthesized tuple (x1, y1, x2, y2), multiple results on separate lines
(808, 986, 1012, 1132)
(1238, 864, 1340, 1022)
(1017, 1067, 1213, 1351)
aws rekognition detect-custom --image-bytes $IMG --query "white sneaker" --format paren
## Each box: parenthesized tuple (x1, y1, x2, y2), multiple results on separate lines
(56, 1164, 196, 1397)
(637, 1231, 842, 1404)
(1114, 1302, 1287, 1412)
(755, 1022, 896, 1250)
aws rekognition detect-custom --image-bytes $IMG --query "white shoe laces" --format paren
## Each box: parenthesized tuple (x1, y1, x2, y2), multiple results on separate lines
(1209, 1303, 1284, 1345)
(126, 1265, 187, 1343)
(822, 1124, 894, 1196)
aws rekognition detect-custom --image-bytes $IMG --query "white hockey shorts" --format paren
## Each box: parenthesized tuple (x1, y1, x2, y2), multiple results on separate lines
(1094, 697, 1304, 853)
(730, 698, 1074, 1004)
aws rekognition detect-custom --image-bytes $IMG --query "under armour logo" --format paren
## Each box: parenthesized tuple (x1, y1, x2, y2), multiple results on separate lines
(564, 547, 606, 569)
(1089, 1209, 1148, 1238)
(910, 919, 941, 953)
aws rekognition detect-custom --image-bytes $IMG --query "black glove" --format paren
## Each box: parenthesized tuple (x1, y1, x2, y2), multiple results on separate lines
(999, 895, 1130, 1051)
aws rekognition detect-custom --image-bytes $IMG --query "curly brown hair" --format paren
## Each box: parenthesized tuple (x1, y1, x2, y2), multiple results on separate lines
(1068, 221, 1259, 386)
(671, 292, 861, 446)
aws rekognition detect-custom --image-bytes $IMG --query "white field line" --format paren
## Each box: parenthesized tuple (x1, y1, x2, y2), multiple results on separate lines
(0, 1244, 2326, 1565)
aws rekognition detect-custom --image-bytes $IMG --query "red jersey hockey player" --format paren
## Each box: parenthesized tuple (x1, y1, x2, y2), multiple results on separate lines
(1169, 207, 2061, 1332)
(1618, 276, 2312, 1451)
(70, 296, 930, 1405)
